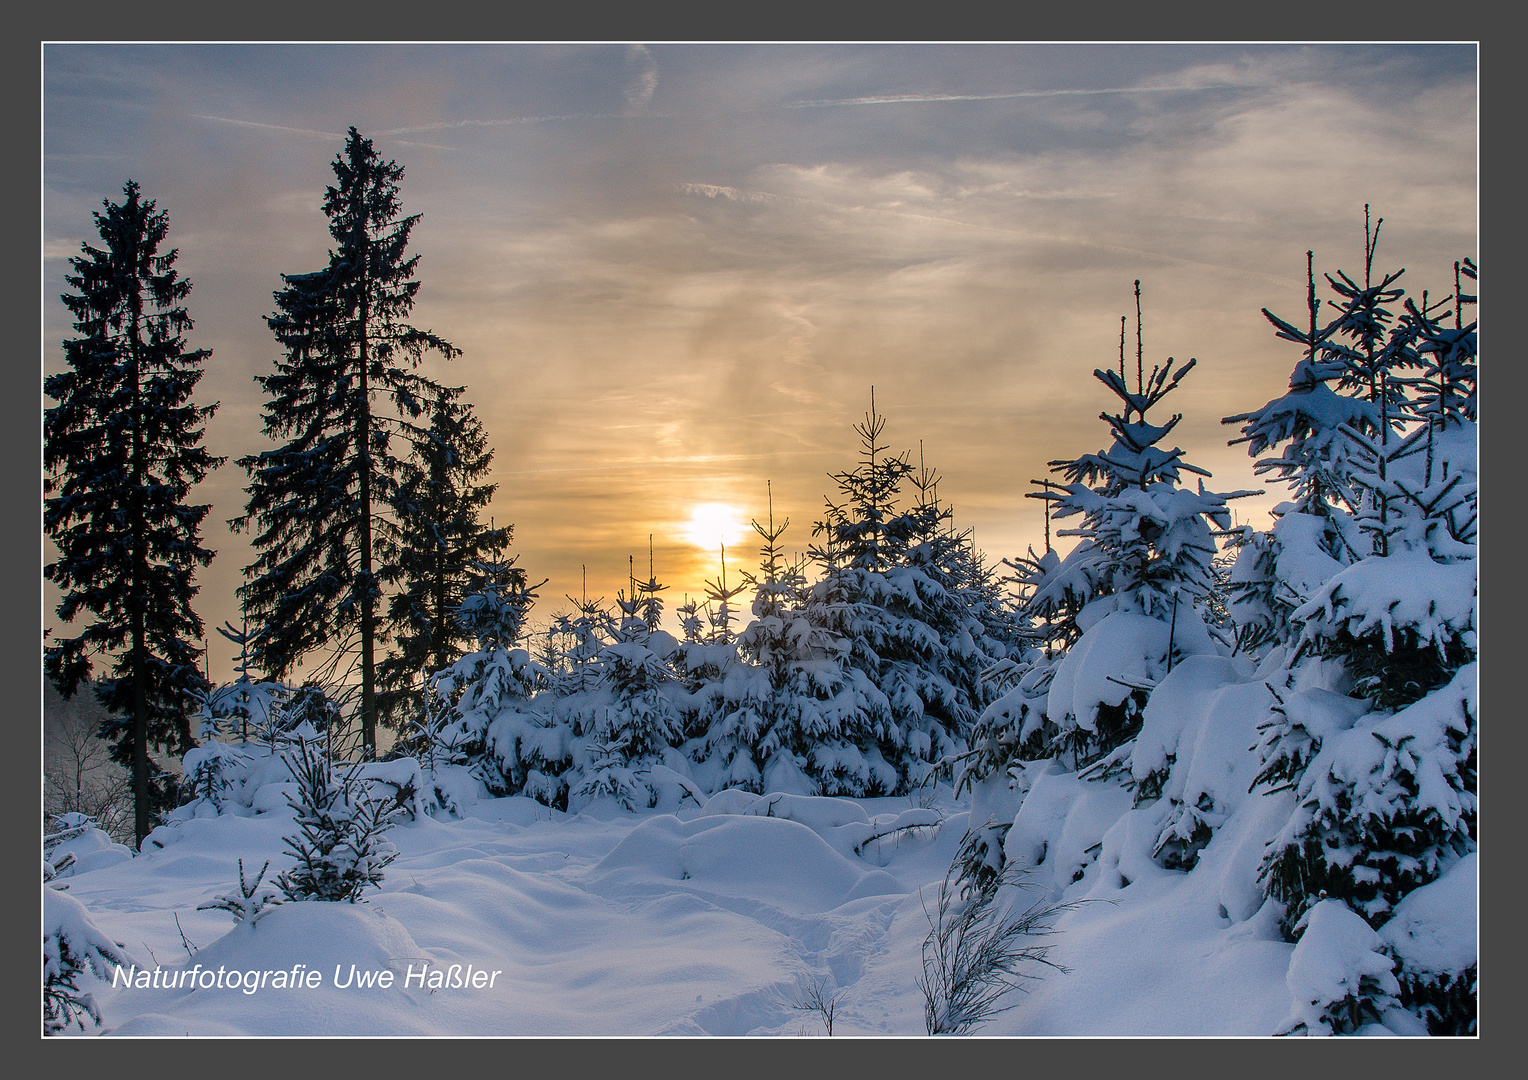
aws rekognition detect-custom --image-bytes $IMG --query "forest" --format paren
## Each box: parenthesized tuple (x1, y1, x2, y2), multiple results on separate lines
(44, 127, 1476, 1038)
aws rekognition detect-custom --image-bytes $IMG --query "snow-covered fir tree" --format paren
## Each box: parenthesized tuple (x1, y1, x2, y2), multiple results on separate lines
(568, 557, 686, 810)
(44, 886, 132, 1035)
(44, 180, 223, 847)
(690, 485, 863, 793)
(1221, 248, 1381, 651)
(199, 618, 288, 744)
(672, 547, 749, 753)
(1246, 251, 1478, 1035)
(1030, 283, 1251, 768)
(275, 733, 402, 903)
(422, 548, 554, 799)
(804, 394, 959, 794)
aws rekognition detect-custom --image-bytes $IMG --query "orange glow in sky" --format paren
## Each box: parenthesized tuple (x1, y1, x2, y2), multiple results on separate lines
(42, 44, 1477, 674)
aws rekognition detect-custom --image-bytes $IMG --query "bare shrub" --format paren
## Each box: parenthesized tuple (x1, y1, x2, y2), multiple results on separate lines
(918, 855, 1080, 1035)
(788, 975, 843, 1035)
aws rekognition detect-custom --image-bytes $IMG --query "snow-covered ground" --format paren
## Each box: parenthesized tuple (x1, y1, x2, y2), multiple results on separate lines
(50, 780, 1304, 1037)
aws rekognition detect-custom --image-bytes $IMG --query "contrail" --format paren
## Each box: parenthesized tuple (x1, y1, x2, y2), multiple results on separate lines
(373, 114, 629, 136)
(190, 115, 345, 139)
(788, 85, 1240, 109)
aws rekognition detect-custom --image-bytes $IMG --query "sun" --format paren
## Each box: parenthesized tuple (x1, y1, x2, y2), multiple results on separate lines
(681, 502, 750, 554)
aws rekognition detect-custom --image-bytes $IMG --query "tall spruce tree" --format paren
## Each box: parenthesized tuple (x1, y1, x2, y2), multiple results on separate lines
(379, 385, 509, 730)
(234, 128, 458, 760)
(44, 180, 223, 848)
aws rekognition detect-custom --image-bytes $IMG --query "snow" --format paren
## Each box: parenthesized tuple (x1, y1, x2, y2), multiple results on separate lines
(1281, 898, 1401, 1036)
(1378, 853, 1477, 977)
(1271, 511, 1345, 599)
(1294, 550, 1476, 653)
(1045, 611, 1170, 730)
(46, 818, 134, 878)
(42, 775, 1349, 1037)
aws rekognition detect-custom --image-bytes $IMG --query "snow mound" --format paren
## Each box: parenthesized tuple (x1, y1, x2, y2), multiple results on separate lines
(107, 901, 436, 1036)
(1281, 898, 1400, 1036)
(591, 813, 901, 912)
(1379, 853, 1477, 976)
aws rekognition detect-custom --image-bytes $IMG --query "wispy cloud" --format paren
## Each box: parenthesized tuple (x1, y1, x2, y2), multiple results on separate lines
(374, 114, 609, 136)
(190, 115, 346, 140)
(785, 83, 1247, 109)
(45, 44, 1473, 649)
(43, 238, 81, 261)
(678, 176, 1299, 288)
(680, 183, 782, 204)
(625, 44, 658, 114)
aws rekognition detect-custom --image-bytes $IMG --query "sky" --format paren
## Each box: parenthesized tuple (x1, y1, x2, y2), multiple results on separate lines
(41, 43, 1478, 680)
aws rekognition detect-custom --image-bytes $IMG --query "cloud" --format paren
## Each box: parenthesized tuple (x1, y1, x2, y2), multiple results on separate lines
(190, 115, 346, 140)
(43, 238, 82, 261)
(784, 82, 1251, 110)
(374, 114, 605, 136)
(679, 183, 782, 204)
(624, 44, 658, 114)
(43, 44, 1475, 654)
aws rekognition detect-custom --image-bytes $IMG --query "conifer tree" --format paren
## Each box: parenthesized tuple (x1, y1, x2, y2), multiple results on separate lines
(705, 482, 883, 794)
(379, 386, 509, 730)
(234, 128, 458, 760)
(275, 734, 401, 903)
(422, 548, 548, 793)
(572, 557, 682, 809)
(44, 180, 223, 847)
(1243, 251, 1478, 1034)
(1220, 250, 1376, 650)
(1034, 282, 1250, 765)
(805, 394, 994, 792)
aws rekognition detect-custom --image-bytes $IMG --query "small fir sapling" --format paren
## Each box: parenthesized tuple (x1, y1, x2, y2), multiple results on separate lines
(702, 484, 835, 792)
(425, 548, 553, 798)
(959, 483, 1070, 790)
(806, 392, 1002, 793)
(201, 617, 290, 743)
(180, 739, 250, 813)
(559, 574, 614, 696)
(275, 734, 401, 903)
(674, 547, 747, 700)
(197, 858, 283, 925)
(672, 549, 749, 753)
(897, 447, 1028, 768)
(570, 554, 682, 810)
(702, 545, 749, 646)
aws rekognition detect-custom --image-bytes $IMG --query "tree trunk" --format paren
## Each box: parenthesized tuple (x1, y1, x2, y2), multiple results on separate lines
(129, 289, 151, 849)
(357, 245, 377, 761)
